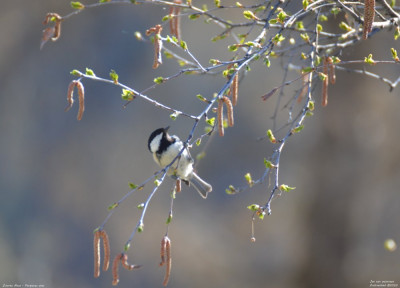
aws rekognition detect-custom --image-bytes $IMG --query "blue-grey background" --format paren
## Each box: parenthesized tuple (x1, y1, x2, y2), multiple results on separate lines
(1, 1, 400, 287)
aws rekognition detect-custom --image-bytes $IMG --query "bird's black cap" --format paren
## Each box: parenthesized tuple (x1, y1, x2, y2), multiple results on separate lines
(147, 127, 173, 153)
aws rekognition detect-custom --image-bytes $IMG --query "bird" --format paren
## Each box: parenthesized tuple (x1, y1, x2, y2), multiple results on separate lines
(148, 127, 212, 198)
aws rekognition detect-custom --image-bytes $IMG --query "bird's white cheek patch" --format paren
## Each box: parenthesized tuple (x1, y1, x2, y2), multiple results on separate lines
(149, 133, 163, 153)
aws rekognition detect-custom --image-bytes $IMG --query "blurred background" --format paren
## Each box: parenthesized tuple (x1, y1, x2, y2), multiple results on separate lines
(1, 1, 399, 287)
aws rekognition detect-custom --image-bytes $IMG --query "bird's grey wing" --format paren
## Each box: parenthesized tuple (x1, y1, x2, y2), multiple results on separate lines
(185, 146, 195, 164)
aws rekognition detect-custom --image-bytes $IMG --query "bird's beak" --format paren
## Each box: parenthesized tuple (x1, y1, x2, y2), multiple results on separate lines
(164, 126, 170, 132)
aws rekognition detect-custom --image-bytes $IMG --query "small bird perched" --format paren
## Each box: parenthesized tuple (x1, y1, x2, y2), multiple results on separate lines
(148, 127, 212, 198)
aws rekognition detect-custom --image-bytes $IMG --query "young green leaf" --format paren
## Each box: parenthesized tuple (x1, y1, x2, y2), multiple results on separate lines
(307, 100, 315, 111)
(301, 67, 314, 73)
(160, 52, 172, 60)
(318, 72, 327, 81)
(243, 10, 257, 20)
(315, 55, 321, 66)
(264, 158, 276, 169)
(108, 202, 118, 211)
(170, 35, 178, 43)
(257, 209, 266, 220)
(180, 40, 188, 50)
(85, 68, 95, 76)
(391, 48, 399, 61)
(267, 129, 277, 143)
(292, 125, 304, 134)
(319, 15, 328, 22)
(206, 117, 216, 126)
(188, 14, 200, 20)
(254, 5, 266, 13)
(264, 56, 271, 67)
(331, 7, 341, 15)
(121, 89, 135, 101)
(395, 27, 400, 40)
(273, 33, 285, 44)
(364, 54, 376, 65)
(196, 94, 210, 103)
(70, 69, 82, 76)
(181, 58, 194, 69)
(225, 185, 237, 195)
(137, 223, 144, 232)
(109, 69, 119, 84)
(166, 213, 173, 224)
(154, 76, 165, 84)
(71, 1, 85, 9)
(300, 33, 310, 43)
(339, 21, 352, 32)
(209, 59, 221, 65)
(129, 182, 138, 189)
(244, 173, 253, 187)
(331, 56, 341, 63)
(222, 68, 235, 78)
(162, 14, 173, 22)
(228, 44, 238, 52)
(296, 21, 304, 30)
(277, 10, 288, 24)
(247, 204, 260, 211)
(279, 184, 296, 192)
(170, 111, 181, 120)
(211, 34, 227, 42)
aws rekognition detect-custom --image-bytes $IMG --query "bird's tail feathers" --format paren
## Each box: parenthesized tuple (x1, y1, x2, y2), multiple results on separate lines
(189, 172, 212, 199)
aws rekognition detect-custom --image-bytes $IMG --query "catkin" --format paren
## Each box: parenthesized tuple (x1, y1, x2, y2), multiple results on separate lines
(231, 73, 239, 106)
(322, 57, 329, 107)
(169, 0, 182, 40)
(162, 236, 172, 286)
(121, 253, 140, 270)
(217, 99, 224, 137)
(100, 230, 110, 271)
(65, 80, 76, 112)
(146, 25, 163, 69)
(112, 254, 123, 286)
(363, 0, 375, 40)
(76, 80, 85, 121)
(222, 96, 234, 127)
(93, 231, 101, 278)
(298, 73, 309, 103)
